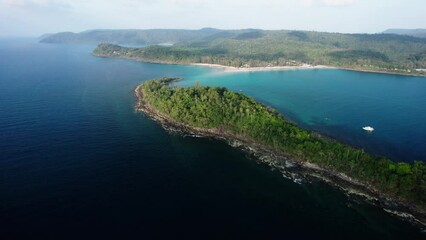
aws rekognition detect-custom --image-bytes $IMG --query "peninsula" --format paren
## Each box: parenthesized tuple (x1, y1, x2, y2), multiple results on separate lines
(136, 77, 426, 226)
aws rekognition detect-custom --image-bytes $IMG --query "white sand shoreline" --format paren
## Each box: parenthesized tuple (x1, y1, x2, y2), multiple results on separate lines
(190, 63, 335, 72)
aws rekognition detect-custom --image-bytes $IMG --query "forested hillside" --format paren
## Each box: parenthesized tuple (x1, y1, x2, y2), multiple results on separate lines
(40, 28, 222, 45)
(383, 29, 426, 39)
(92, 29, 426, 75)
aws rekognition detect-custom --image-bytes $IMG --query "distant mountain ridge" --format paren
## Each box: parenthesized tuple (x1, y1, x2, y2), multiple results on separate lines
(41, 28, 426, 44)
(42, 28, 426, 75)
(383, 29, 426, 39)
(40, 28, 225, 45)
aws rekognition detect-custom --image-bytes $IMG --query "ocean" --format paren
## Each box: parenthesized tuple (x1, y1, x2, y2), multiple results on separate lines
(0, 39, 424, 239)
(178, 67, 426, 162)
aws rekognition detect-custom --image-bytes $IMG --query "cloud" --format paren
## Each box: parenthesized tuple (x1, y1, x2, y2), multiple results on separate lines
(0, 0, 71, 9)
(0, 0, 26, 6)
(302, 0, 356, 7)
(1, 0, 425, 37)
(322, 0, 355, 6)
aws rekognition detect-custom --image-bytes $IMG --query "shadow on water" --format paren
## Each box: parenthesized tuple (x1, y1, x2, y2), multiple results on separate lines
(164, 135, 426, 240)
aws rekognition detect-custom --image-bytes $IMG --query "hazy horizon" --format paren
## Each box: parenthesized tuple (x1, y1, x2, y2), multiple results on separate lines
(1, 0, 425, 37)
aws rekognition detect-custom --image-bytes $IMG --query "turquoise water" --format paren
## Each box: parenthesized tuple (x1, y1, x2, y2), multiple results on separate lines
(178, 69, 426, 162)
(0, 39, 425, 239)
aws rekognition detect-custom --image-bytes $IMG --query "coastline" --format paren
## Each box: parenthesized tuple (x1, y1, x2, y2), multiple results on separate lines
(189, 63, 335, 72)
(134, 82, 426, 228)
(190, 63, 426, 76)
(339, 67, 426, 77)
(93, 53, 426, 77)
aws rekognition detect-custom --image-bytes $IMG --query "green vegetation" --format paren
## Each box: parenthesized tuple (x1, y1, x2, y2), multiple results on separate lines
(383, 29, 426, 39)
(40, 28, 222, 45)
(93, 29, 426, 75)
(140, 78, 426, 209)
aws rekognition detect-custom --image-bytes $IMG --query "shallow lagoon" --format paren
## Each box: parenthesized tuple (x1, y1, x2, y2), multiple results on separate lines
(178, 68, 426, 162)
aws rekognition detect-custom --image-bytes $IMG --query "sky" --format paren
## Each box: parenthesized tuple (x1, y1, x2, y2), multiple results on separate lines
(0, 0, 425, 37)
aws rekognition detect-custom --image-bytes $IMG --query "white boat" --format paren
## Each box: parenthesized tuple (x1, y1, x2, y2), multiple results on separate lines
(362, 126, 374, 132)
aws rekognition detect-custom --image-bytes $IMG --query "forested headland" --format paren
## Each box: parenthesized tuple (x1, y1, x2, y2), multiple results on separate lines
(92, 29, 426, 76)
(137, 78, 426, 222)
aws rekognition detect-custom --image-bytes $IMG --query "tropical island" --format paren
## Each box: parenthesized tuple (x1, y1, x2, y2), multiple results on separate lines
(86, 29, 426, 76)
(136, 77, 426, 226)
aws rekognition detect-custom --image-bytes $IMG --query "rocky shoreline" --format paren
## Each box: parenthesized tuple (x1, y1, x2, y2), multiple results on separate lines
(134, 83, 426, 229)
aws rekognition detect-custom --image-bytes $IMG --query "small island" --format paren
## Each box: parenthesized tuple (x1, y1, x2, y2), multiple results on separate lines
(136, 77, 426, 226)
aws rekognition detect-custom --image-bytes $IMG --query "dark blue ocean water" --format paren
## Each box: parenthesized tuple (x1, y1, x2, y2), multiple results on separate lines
(0, 39, 425, 239)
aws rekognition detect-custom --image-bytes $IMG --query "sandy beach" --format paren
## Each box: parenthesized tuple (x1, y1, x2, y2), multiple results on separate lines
(190, 63, 334, 72)
(94, 51, 426, 77)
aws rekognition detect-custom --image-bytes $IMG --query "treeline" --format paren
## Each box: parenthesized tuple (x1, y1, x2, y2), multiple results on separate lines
(93, 29, 426, 74)
(41, 28, 223, 45)
(94, 43, 309, 67)
(140, 78, 426, 209)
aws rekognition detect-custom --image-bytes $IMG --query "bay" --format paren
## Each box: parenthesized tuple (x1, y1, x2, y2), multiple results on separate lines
(178, 68, 426, 162)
